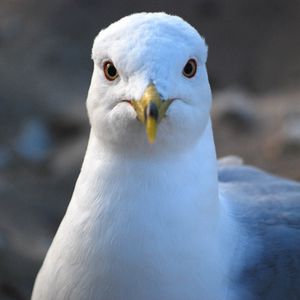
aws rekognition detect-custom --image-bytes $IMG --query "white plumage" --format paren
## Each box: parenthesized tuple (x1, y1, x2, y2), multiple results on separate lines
(32, 12, 300, 300)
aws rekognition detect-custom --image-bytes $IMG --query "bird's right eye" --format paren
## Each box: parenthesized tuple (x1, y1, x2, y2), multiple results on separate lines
(182, 59, 197, 78)
(103, 61, 119, 81)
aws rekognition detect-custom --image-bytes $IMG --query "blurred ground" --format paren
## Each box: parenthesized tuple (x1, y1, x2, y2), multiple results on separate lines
(0, 0, 300, 299)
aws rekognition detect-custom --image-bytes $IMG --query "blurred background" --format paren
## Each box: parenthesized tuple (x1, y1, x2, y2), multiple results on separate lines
(0, 0, 300, 299)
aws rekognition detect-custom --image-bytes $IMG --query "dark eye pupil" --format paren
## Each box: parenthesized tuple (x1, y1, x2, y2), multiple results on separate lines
(107, 64, 117, 77)
(184, 62, 193, 75)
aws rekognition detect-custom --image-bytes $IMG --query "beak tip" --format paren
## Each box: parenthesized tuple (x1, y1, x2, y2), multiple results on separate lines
(147, 137, 156, 144)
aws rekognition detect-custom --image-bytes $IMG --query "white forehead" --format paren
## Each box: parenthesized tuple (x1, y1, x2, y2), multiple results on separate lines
(92, 12, 207, 75)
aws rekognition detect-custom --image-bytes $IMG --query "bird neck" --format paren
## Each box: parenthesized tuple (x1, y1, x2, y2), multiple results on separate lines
(79, 119, 219, 226)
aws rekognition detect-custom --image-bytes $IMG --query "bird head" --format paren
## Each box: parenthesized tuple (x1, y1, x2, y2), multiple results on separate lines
(87, 13, 212, 156)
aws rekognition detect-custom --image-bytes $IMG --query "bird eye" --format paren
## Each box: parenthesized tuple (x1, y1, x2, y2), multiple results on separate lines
(103, 61, 119, 81)
(182, 59, 197, 78)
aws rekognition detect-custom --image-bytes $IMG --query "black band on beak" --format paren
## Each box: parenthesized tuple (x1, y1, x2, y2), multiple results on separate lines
(144, 102, 159, 121)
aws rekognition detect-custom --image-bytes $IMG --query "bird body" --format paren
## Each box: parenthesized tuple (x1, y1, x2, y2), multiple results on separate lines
(32, 12, 300, 300)
(218, 165, 300, 300)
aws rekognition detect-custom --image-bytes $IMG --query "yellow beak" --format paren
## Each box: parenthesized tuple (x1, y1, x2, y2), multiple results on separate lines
(131, 84, 172, 144)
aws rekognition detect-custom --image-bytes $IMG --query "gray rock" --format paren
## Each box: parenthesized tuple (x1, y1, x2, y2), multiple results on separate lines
(281, 113, 300, 151)
(213, 89, 257, 131)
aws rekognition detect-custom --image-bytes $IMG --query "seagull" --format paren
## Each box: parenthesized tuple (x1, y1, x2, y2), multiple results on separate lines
(31, 12, 300, 300)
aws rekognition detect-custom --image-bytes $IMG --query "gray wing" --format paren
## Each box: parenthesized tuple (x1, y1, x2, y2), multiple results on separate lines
(218, 164, 300, 300)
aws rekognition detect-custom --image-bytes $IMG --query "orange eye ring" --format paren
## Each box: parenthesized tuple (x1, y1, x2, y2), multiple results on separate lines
(103, 61, 119, 81)
(182, 59, 197, 78)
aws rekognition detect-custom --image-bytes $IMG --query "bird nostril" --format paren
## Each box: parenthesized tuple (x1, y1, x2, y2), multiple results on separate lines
(144, 102, 159, 121)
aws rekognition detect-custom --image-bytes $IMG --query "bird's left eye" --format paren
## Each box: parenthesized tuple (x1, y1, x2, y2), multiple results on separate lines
(103, 61, 119, 81)
(182, 59, 197, 78)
